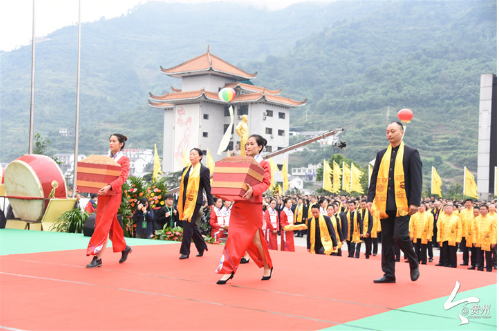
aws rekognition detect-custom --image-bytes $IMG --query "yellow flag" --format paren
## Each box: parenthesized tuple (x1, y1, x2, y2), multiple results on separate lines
(463, 167, 478, 199)
(152, 144, 163, 182)
(351, 163, 364, 193)
(323, 160, 334, 193)
(431, 166, 442, 197)
(332, 161, 341, 193)
(282, 158, 289, 193)
(342, 162, 351, 193)
(268, 158, 279, 187)
(207, 149, 215, 175)
(183, 148, 190, 167)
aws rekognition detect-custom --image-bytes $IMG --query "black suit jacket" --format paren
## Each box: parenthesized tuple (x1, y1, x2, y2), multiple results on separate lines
(367, 144, 422, 207)
(181, 164, 214, 207)
(306, 215, 338, 252)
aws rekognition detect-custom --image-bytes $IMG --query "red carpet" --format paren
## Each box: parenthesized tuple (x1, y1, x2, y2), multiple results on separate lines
(1, 244, 495, 330)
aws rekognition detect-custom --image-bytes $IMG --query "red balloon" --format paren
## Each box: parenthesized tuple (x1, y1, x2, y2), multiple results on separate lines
(398, 108, 413, 123)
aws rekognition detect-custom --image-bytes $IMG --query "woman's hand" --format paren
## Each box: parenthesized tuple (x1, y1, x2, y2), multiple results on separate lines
(242, 184, 254, 199)
(99, 184, 111, 195)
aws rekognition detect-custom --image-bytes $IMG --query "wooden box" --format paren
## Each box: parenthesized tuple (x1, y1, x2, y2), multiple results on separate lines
(76, 155, 121, 194)
(211, 156, 264, 202)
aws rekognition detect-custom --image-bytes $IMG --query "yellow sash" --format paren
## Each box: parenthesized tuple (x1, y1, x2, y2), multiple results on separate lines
(374, 141, 409, 218)
(331, 214, 342, 252)
(310, 214, 333, 255)
(295, 204, 303, 224)
(347, 211, 362, 243)
(178, 163, 201, 222)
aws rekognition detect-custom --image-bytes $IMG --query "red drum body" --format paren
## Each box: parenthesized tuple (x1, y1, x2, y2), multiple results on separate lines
(5, 154, 67, 221)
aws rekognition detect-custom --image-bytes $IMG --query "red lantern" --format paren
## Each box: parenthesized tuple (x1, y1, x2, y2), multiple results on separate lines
(398, 108, 413, 123)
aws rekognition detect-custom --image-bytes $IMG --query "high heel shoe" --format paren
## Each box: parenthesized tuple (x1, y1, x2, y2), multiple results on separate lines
(216, 272, 234, 285)
(261, 267, 273, 281)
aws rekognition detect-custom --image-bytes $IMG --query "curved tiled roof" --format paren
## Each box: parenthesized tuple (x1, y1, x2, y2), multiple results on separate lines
(224, 82, 281, 95)
(160, 50, 257, 79)
(148, 90, 307, 108)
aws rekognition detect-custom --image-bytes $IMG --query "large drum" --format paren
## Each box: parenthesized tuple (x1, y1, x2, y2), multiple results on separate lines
(5, 154, 67, 221)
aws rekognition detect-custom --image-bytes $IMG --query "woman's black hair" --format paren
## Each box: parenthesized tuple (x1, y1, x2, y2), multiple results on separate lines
(191, 147, 203, 160)
(214, 197, 223, 204)
(110, 133, 128, 150)
(139, 197, 151, 211)
(248, 134, 267, 154)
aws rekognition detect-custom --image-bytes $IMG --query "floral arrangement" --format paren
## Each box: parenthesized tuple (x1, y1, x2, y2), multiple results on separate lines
(154, 226, 183, 241)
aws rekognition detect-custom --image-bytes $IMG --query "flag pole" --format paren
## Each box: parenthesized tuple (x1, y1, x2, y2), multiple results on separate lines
(28, 0, 36, 154)
(431, 166, 434, 195)
(72, 0, 82, 197)
(463, 166, 466, 196)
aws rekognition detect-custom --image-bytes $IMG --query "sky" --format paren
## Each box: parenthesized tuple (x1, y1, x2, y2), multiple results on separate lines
(0, 0, 335, 52)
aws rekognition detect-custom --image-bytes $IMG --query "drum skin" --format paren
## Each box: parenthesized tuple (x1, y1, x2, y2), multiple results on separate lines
(5, 154, 67, 221)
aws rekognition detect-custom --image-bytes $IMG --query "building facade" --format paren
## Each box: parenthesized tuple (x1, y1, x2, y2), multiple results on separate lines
(149, 48, 306, 173)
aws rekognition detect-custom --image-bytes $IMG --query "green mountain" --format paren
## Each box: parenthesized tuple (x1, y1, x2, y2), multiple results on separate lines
(245, 0, 496, 185)
(0, 0, 380, 161)
(0, 0, 496, 191)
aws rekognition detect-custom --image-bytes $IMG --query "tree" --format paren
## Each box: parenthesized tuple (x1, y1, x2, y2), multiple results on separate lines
(33, 133, 61, 164)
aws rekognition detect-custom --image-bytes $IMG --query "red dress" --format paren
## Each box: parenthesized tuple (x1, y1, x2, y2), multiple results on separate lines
(86, 156, 129, 256)
(280, 208, 295, 252)
(216, 159, 273, 274)
(209, 207, 227, 241)
(265, 208, 279, 250)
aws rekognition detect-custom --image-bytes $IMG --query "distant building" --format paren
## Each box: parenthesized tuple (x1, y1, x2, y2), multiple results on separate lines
(148, 47, 307, 172)
(54, 153, 87, 174)
(122, 149, 154, 177)
(291, 163, 321, 181)
(288, 176, 304, 190)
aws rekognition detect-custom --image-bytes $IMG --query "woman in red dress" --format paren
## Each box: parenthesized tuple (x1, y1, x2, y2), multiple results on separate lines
(86, 133, 132, 268)
(210, 198, 227, 242)
(280, 198, 296, 252)
(216, 135, 273, 284)
(265, 199, 279, 250)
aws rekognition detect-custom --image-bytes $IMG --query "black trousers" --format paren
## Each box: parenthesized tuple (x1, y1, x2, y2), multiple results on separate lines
(363, 236, 372, 257)
(477, 248, 493, 271)
(427, 240, 433, 258)
(347, 240, 362, 258)
(492, 245, 497, 268)
(461, 238, 470, 264)
(371, 236, 379, 255)
(440, 242, 457, 267)
(413, 239, 427, 264)
(180, 204, 207, 256)
(380, 213, 418, 279)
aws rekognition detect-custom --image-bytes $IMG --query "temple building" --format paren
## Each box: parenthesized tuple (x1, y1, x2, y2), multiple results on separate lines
(148, 48, 307, 173)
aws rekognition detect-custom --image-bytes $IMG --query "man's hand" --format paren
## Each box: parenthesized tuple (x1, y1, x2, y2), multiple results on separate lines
(408, 204, 418, 216)
(367, 202, 373, 212)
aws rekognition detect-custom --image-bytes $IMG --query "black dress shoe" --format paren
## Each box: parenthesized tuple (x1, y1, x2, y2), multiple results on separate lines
(240, 257, 250, 264)
(429, 258, 433, 262)
(373, 253, 377, 256)
(467, 266, 476, 270)
(395, 259, 400, 262)
(216, 272, 234, 285)
(435, 263, 445, 266)
(373, 275, 396, 283)
(119, 245, 132, 263)
(486, 269, 492, 272)
(460, 263, 468, 266)
(179, 254, 189, 259)
(366, 256, 370, 259)
(477, 268, 484, 271)
(410, 266, 420, 281)
(196, 248, 208, 257)
(86, 256, 102, 268)
(261, 267, 273, 281)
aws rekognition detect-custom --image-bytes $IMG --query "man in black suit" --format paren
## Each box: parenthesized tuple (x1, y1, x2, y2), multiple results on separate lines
(306, 204, 338, 255)
(368, 122, 422, 283)
(178, 148, 214, 259)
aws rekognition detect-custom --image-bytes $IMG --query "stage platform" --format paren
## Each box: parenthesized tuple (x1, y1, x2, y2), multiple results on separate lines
(0, 229, 496, 330)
